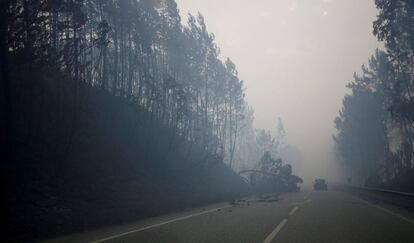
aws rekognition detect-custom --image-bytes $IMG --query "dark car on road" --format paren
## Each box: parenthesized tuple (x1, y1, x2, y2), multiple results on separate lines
(314, 178, 328, 191)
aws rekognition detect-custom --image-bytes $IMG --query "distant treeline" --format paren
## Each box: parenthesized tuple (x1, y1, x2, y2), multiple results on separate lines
(0, 1, 260, 241)
(334, 0, 414, 191)
(0, 0, 305, 175)
(0, 0, 304, 241)
(1, 0, 255, 168)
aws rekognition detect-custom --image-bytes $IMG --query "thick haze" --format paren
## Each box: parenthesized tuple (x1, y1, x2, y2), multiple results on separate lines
(176, 0, 382, 182)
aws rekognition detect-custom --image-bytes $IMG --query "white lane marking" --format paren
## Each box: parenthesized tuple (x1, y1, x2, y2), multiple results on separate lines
(289, 206, 299, 216)
(304, 191, 312, 199)
(374, 205, 414, 224)
(91, 206, 230, 243)
(262, 219, 288, 243)
(289, 198, 312, 206)
(359, 198, 414, 224)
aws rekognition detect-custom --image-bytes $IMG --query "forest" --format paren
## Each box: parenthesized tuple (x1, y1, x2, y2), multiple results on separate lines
(2, 0, 248, 168)
(0, 0, 302, 241)
(334, 0, 414, 191)
(5, 0, 414, 242)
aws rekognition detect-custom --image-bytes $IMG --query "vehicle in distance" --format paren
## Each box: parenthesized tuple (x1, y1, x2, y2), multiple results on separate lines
(314, 178, 328, 191)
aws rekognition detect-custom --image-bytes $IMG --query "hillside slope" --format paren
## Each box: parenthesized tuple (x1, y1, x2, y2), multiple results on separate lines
(6, 73, 250, 242)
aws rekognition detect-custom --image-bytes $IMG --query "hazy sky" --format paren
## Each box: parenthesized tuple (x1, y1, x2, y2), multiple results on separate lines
(176, 0, 382, 179)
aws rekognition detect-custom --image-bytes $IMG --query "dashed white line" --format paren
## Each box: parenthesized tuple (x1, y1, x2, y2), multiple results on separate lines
(262, 219, 288, 243)
(289, 198, 312, 206)
(90, 205, 230, 243)
(289, 206, 299, 216)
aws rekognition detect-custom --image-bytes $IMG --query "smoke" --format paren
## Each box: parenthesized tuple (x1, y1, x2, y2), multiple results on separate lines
(177, 0, 382, 185)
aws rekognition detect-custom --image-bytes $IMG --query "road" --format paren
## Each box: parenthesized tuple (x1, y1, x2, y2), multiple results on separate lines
(42, 189, 414, 243)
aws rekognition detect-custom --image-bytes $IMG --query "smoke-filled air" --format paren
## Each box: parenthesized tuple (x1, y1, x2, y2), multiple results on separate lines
(176, 0, 382, 185)
(2, 0, 414, 242)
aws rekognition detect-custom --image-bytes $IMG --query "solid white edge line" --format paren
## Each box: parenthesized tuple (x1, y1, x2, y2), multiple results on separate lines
(359, 198, 414, 224)
(262, 219, 288, 243)
(91, 205, 230, 243)
(374, 205, 414, 224)
(289, 206, 299, 216)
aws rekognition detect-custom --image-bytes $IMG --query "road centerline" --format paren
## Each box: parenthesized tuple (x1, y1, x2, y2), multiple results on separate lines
(262, 219, 288, 243)
(90, 205, 230, 243)
(289, 198, 312, 206)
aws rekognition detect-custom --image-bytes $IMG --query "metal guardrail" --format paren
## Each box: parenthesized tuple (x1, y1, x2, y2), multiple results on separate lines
(354, 186, 414, 197)
(336, 184, 414, 211)
(336, 183, 414, 196)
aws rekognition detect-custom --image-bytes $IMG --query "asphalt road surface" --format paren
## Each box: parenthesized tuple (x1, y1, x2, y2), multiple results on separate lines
(42, 189, 414, 243)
